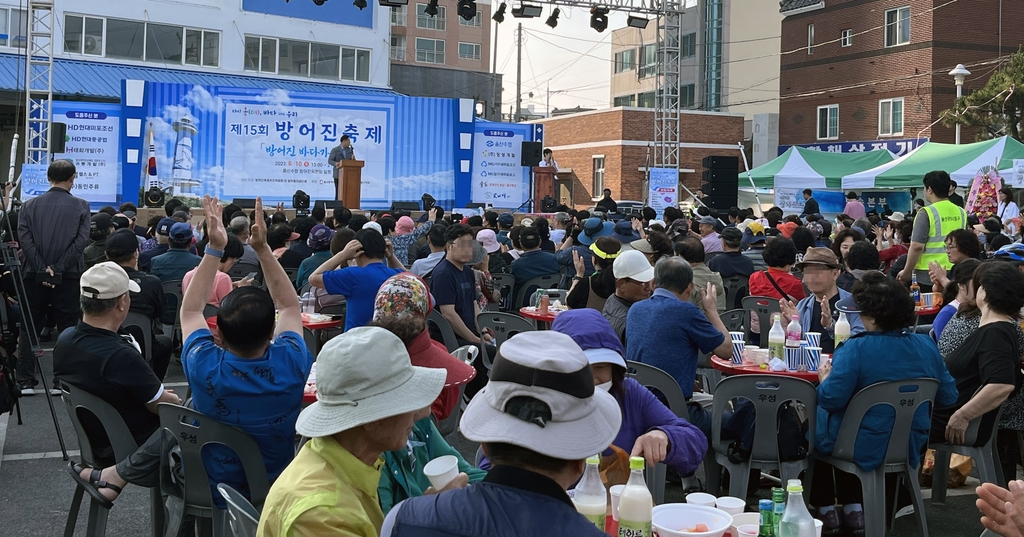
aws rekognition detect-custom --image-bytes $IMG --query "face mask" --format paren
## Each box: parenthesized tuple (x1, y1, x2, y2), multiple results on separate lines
(597, 381, 612, 392)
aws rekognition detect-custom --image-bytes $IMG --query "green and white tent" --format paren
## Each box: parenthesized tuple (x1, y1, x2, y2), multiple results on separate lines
(747, 146, 896, 189)
(842, 136, 1024, 189)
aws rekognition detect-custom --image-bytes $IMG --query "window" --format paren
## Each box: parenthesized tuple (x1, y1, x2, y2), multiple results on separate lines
(105, 18, 144, 60)
(878, 98, 904, 136)
(613, 95, 635, 107)
(637, 91, 656, 108)
(201, 31, 219, 67)
(639, 44, 657, 79)
(682, 32, 697, 58)
(458, 42, 481, 61)
(244, 35, 277, 72)
(311, 43, 340, 79)
(817, 105, 839, 140)
(885, 7, 910, 47)
(279, 40, 310, 76)
(416, 4, 447, 30)
(145, 23, 184, 63)
(390, 35, 406, 61)
(63, 15, 104, 55)
(459, 11, 482, 27)
(593, 157, 605, 194)
(415, 37, 444, 64)
(681, 84, 696, 108)
(841, 29, 852, 47)
(807, 24, 814, 54)
(340, 48, 371, 81)
(613, 49, 635, 74)
(184, 29, 219, 67)
(391, 5, 407, 26)
(0, 8, 27, 48)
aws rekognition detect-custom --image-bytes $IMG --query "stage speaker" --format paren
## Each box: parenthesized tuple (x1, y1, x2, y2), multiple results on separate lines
(704, 194, 738, 211)
(702, 155, 739, 170)
(51, 122, 67, 154)
(466, 203, 487, 209)
(521, 141, 542, 167)
(232, 198, 257, 209)
(390, 201, 421, 212)
(314, 200, 345, 211)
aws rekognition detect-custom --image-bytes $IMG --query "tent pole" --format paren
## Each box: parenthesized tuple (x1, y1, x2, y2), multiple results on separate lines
(737, 143, 765, 216)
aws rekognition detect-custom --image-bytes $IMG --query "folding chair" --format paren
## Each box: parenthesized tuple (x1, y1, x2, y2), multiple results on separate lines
(216, 484, 259, 537)
(930, 395, 1004, 505)
(122, 311, 154, 366)
(723, 275, 749, 311)
(475, 312, 535, 369)
(742, 295, 781, 345)
(427, 309, 460, 352)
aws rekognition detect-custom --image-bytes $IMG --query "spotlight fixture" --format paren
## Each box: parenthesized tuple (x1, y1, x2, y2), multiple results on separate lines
(590, 6, 609, 32)
(458, 0, 477, 20)
(353, 0, 367, 8)
(512, 2, 543, 18)
(545, 7, 560, 28)
(626, 15, 649, 28)
(424, 0, 439, 16)
(493, 2, 507, 22)
(293, 189, 311, 217)
(144, 186, 166, 208)
(312, 0, 327, 5)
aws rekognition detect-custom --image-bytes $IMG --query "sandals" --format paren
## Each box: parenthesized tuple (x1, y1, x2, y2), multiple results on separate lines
(67, 461, 122, 509)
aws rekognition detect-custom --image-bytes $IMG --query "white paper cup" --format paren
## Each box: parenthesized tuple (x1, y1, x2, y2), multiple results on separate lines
(715, 496, 746, 515)
(738, 524, 759, 537)
(610, 484, 626, 521)
(815, 518, 823, 537)
(685, 492, 717, 507)
(423, 455, 459, 490)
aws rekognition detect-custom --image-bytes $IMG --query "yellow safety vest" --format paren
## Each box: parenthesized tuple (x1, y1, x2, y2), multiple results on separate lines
(916, 199, 967, 271)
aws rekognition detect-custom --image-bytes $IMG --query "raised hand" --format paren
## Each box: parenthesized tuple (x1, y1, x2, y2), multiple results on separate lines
(202, 195, 227, 250)
(250, 197, 268, 251)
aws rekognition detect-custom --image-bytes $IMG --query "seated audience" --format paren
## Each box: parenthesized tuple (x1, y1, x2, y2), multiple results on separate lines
(229, 215, 261, 267)
(629, 231, 673, 266)
(836, 241, 881, 292)
(139, 218, 174, 269)
(310, 228, 404, 331)
(509, 226, 559, 298)
(811, 272, 957, 535)
(181, 235, 251, 307)
(875, 220, 910, 274)
(780, 248, 864, 354)
(295, 224, 335, 288)
(380, 331, 620, 536)
(708, 226, 755, 279)
(674, 238, 726, 314)
(929, 228, 984, 290)
(258, 327, 446, 537)
(933, 258, 982, 339)
(555, 224, 595, 288)
(390, 208, 437, 266)
(287, 217, 317, 259)
(84, 213, 115, 269)
(602, 250, 653, 344)
(268, 223, 305, 269)
(411, 224, 448, 278)
(534, 217, 557, 252)
(742, 223, 769, 271)
(567, 237, 620, 311)
(495, 212, 514, 247)
(149, 222, 201, 282)
(477, 229, 509, 275)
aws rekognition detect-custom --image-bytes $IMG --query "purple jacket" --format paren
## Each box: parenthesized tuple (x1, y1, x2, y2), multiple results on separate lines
(608, 377, 707, 475)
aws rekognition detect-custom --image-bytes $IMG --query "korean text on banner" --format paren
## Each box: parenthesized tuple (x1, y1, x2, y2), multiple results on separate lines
(1011, 159, 1024, 188)
(51, 102, 121, 204)
(471, 128, 525, 207)
(19, 164, 50, 201)
(647, 168, 678, 219)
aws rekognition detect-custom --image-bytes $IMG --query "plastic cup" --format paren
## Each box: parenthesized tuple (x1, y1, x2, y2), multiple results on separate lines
(737, 524, 759, 537)
(815, 518, 823, 537)
(805, 346, 823, 371)
(785, 346, 802, 371)
(923, 293, 934, 308)
(731, 342, 745, 364)
(422, 455, 459, 490)
(610, 484, 625, 521)
(715, 496, 746, 515)
(729, 331, 745, 342)
(805, 332, 821, 348)
(685, 492, 717, 507)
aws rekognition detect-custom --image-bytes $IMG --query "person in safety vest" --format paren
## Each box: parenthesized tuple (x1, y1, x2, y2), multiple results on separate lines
(897, 170, 968, 292)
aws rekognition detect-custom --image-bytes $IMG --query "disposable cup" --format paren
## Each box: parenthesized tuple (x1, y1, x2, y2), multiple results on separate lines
(815, 518, 823, 537)
(805, 346, 823, 371)
(610, 484, 626, 521)
(715, 496, 746, 515)
(422, 455, 459, 490)
(737, 524, 759, 537)
(685, 492, 717, 507)
(731, 342, 745, 364)
(729, 331, 745, 342)
(785, 346, 802, 371)
(923, 293, 934, 308)
(805, 332, 821, 348)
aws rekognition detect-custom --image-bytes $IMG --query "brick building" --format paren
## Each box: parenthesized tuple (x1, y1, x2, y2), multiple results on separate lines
(530, 108, 744, 208)
(778, 0, 1023, 146)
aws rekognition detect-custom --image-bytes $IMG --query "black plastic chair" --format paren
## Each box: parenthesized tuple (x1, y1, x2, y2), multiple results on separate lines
(427, 309, 460, 352)
(227, 263, 259, 281)
(59, 383, 164, 537)
(930, 392, 1005, 505)
(158, 404, 270, 537)
(476, 312, 536, 369)
(216, 483, 259, 537)
(723, 275, 749, 311)
(513, 274, 562, 310)
(489, 273, 516, 312)
(122, 311, 154, 366)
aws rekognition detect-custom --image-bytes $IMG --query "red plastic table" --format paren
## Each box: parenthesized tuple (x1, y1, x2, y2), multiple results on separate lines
(914, 305, 941, 329)
(519, 307, 561, 328)
(711, 356, 821, 383)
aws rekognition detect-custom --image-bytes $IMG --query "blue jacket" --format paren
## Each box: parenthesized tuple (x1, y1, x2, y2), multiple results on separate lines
(149, 249, 201, 282)
(796, 288, 865, 342)
(815, 330, 958, 471)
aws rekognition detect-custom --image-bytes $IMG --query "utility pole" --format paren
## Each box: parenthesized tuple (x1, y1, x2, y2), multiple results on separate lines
(515, 22, 522, 122)
(546, 80, 549, 118)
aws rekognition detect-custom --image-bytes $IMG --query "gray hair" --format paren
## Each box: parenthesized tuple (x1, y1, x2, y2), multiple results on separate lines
(653, 256, 693, 294)
(229, 216, 250, 236)
(553, 212, 570, 224)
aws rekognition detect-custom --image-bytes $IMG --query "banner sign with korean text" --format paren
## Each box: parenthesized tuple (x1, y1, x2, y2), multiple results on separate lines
(48, 101, 121, 206)
(774, 188, 912, 215)
(470, 121, 538, 208)
(779, 138, 926, 157)
(647, 167, 678, 219)
(1011, 159, 1024, 187)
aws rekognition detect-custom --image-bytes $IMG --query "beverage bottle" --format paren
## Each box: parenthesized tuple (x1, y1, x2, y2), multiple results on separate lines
(301, 292, 313, 314)
(834, 311, 851, 346)
(572, 455, 607, 531)
(540, 293, 550, 316)
(910, 273, 921, 306)
(617, 456, 653, 537)
(758, 498, 775, 537)
(771, 487, 785, 536)
(777, 479, 815, 537)
(785, 315, 802, 348)
(768, 314, 786, 362)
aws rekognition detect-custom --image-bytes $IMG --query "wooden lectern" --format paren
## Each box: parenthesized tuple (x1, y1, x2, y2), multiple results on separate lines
(338, 160, 365, 209)
(532, 166, 556, 208)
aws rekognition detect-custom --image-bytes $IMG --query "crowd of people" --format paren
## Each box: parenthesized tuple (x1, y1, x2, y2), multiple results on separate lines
(15, 159, 1024, 537)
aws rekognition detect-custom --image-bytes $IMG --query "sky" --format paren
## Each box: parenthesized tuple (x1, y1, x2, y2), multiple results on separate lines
(491, 7, 640, 116)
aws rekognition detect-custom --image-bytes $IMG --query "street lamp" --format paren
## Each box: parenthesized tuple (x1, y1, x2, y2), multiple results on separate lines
(949, 63, 971, 144)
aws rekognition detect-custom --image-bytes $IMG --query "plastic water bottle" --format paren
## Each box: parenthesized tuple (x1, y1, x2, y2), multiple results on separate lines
(834, 311, 851, 346)
(768, 314, 786, 362)
(617, 456, 653, 537)
(572, 455, 606, 531)
(785, 315, 802, 348)
(301, 293, 315, 314)
(777, 479, 815, 537)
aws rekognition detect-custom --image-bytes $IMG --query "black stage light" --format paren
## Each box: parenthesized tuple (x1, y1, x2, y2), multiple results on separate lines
(424, 0, 439, 16)
(590, 6, 609, 32)
(493, 2, 507, 22)
(545, 8, 560, 28)
(354, 0, 367, 9)
(458, 0, 477, 20)
(627, 15, 649, 28)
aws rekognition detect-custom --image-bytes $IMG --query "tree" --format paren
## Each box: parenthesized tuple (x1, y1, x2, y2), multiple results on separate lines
(941, 48, 1024, 142)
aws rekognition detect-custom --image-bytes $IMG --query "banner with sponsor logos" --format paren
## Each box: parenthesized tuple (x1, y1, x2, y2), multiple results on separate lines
(36, 101, 121, 205)
(647, 167, 678, 219)
(470, 121, 539, 208)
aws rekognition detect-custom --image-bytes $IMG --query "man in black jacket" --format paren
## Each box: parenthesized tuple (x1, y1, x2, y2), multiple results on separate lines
(16, 159, 90, 395)
(801, 189, 820, 217)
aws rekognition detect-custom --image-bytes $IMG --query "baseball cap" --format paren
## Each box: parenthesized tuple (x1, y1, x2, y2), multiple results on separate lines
(519, 226, 541, 244)
(720, 226, 743, 243)
(168, 222, 193, 242)
(698, 216, 717, 226)
(477, 229, 501, 254)
(497, 213, 515, 227)
(111, 215, 131, 230)
(459, 331, 622, 460)
(156, 217, 175, 236)
(363, 221, 383, 234)
(122, 210, 137, 219)
(551, 309, 627, 370)
(105, 229, 141, 259)
(612, 249, 654, 282)
(90, 213, 113, 232)
(80, 261, 140, 299)
(307, 224, 335, 250)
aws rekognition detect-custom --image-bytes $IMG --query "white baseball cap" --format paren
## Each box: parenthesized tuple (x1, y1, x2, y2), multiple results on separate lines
(362, 221, 383, 234)
(80, 261, 140, 299)
(612, 249, 654, 282)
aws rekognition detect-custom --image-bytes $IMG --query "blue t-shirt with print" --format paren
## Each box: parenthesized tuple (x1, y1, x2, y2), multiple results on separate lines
(182, 328, 314, 505)
(322, 262, 403, 331)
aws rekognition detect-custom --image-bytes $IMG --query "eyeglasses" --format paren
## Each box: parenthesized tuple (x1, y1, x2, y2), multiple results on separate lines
(945, 243, 958, 251)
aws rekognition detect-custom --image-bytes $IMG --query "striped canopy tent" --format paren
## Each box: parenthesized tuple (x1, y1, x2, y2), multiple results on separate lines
(842, 136, 1024, 189)
(747, 146, 896, 189)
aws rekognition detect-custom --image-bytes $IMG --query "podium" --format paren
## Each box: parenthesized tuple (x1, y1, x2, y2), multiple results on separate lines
(338, 160, 365, 208)
(532, 166, 556, 209)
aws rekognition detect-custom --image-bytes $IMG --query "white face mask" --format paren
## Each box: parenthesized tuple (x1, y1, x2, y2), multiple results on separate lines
(596, 381, 613, 392)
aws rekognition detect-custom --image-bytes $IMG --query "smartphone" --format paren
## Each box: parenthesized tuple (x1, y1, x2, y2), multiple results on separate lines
(246, 271, 258, 280)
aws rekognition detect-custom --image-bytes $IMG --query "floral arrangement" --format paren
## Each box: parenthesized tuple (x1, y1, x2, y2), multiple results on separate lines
(966, 169, 1002, 219)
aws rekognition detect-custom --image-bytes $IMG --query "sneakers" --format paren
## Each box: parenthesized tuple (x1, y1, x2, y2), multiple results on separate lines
(842, 508, 865, 534)
(19, 384, 35, 396)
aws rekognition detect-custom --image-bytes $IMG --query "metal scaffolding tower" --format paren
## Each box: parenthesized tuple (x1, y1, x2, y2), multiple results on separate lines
(654, 0, 684, 172)
(24, 0, 55, 165)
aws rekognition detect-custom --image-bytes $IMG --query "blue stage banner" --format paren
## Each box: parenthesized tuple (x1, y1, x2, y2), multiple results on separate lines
(241, 0, 374, 28)
(122, 83, 473, 210)
(779, 138, 927, 157)
(49, 101, 121, 207)
(470, 121, 539, 209)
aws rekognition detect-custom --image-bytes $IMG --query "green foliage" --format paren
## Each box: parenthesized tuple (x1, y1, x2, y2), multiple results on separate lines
(941, 48, 1024, 142)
